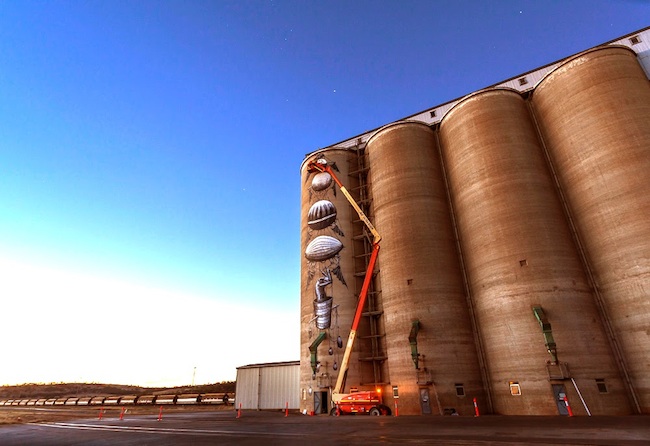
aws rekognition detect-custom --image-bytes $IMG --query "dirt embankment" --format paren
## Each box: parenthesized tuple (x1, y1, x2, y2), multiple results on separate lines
(0, 381, 235, 399)
(0, 382, 236, 425)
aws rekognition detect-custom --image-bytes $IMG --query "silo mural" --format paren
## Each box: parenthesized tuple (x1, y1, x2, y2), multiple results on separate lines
(300, 150, 366, 415)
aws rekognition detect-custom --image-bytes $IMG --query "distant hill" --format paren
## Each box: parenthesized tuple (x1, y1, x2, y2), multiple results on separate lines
(0, 381, 236, 399)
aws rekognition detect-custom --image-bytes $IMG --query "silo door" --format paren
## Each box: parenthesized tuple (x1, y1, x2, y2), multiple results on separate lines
(314, 391, 322, 414)
(419, 388, 432, 414)
(552, 384, 570, 416)
(314, 391, 329, 414)
(319, 391, 328, 414)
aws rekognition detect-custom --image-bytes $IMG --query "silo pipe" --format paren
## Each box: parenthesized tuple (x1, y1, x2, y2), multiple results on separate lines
(409, 320, 421, 370)
(309, 331, 327, 376)
(532, 306, 558, 364)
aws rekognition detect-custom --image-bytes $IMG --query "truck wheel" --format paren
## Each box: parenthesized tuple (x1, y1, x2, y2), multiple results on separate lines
(329, 408, 338, 416)
(369, 407, 381, 416)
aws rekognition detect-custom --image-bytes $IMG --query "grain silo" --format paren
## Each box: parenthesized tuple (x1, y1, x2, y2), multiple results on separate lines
(532, 46, 650, 414)
(299, 27, 650, 416)
(365, 122, 485, 416)
(300, 148, 381, 415)
(438, 88, 632, 415)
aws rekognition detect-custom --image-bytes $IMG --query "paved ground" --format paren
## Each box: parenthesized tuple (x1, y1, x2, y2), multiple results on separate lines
(1, 407, 649, 445)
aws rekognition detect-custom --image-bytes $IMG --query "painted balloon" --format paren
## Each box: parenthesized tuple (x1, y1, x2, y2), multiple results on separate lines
(311, 172, 332, 191)
(305, 235, 343, 262)
(307, 200, 337, 230)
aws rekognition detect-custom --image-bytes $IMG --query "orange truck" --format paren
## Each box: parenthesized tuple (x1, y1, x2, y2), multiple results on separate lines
(334, 390, 392, 416)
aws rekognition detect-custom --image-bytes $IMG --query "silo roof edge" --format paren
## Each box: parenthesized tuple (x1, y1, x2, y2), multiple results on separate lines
(303, 26, 650, 161)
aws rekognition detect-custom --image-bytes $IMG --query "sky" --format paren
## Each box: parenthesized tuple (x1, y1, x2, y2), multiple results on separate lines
(0, 1, 647, 387)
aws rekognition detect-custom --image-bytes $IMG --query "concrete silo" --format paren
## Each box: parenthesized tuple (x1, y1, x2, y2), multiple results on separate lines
(366, 122, 485, 416)
(439, 89, 631, 415)
(298, 27, 650, 417)
(532, 46, 650, 414)
(300, 148, 379, 415)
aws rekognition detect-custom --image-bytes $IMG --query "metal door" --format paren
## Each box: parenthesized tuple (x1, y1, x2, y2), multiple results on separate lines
(314, 391, 329, 414)
(552, 384, 569, 416)
(419, 388, 432, 414)
(314, 391, 322, 414)
(319, 391, 328, 414)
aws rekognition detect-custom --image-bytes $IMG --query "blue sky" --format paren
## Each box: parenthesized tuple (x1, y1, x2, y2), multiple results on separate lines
(0, 1, 647, 386)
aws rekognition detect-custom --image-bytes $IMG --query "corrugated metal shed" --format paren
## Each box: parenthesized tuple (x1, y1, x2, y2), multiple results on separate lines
(235, 361, 300, 410)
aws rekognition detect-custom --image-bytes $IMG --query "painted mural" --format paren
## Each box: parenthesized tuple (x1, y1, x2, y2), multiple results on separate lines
(304, 158, 347, 290)
(304, 156, 348, 375)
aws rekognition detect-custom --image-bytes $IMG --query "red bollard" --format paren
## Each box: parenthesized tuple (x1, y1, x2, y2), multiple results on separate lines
(285, 402, 289, 417)
(563, 396, 574, 417)
(236, 402, 242, 418)
(119, 407, 126, 420)
(473, 397, 480, 417)
(157, 405, 163, 421)
(98, 407, 104, 420)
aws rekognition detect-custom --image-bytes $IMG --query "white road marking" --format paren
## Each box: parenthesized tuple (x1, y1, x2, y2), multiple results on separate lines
(29, 422, 304, 438)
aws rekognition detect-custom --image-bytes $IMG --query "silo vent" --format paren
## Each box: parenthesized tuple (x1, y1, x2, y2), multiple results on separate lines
(429, 110, 437, 118)
(518, 77, 528, 86)
(629, 35, 641, 45)
(519, 259, 528, 267)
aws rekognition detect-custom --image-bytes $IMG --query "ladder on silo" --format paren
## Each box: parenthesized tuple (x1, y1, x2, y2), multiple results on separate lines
(348, 143, 388, 387)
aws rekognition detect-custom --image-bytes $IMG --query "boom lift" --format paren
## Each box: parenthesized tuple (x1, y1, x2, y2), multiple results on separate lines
(307, 158, 389, 416)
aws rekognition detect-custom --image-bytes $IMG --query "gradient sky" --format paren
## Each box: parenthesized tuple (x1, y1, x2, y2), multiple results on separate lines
(0, 1, 647, 387)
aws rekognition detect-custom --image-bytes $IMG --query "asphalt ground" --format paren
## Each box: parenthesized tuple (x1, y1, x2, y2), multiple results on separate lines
(0, 407, 649, 445)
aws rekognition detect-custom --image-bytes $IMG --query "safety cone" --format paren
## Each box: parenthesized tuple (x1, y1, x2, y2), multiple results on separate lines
(236, 402, 242, 418)
(285, 402, 289, 417)
(473, 397, 480, 417)
(119, 407, 126, 420)
(98, 407, 104, 420)
(157, 405, 163, 421)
